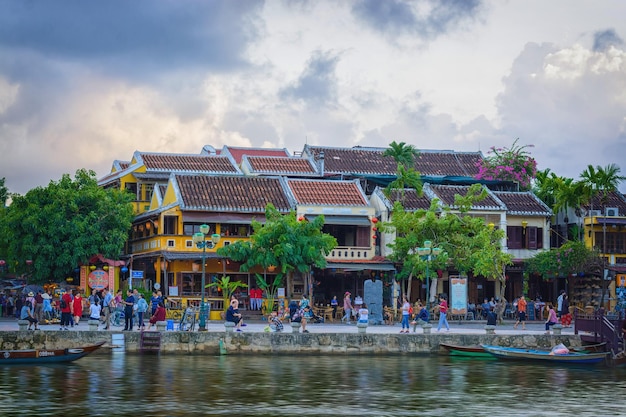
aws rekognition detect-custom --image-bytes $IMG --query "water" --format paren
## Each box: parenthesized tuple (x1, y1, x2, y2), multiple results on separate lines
(0, 353, 624, 416)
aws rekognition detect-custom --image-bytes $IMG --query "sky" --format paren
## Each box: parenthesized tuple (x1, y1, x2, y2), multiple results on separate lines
(1, 0, 626, 195)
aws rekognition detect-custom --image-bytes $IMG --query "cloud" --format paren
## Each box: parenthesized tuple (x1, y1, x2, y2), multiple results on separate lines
(279, 50, 341, 106)
(593, 29, 623, 52)
(351, 0, 483, 39)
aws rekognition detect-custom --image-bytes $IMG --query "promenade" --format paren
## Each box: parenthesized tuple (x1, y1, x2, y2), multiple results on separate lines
(0, 316, 572, 336)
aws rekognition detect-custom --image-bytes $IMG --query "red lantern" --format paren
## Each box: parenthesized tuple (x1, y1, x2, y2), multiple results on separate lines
(372, 227, 377, 231)
(371, 218, 378, 224)
(372, 235, 377, 239)
(298, 216, 304, 221)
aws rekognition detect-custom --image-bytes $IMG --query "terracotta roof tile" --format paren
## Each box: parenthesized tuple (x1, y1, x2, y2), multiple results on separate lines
(305, 145, 483, 177)
(141, 153, 239, 173)
(175, 175, 292, 212)
(287, 179, 369, 206)
(223, 146, 290, 164)
(386, 189, 432, 211)
(427, 184, 504, 209)
(245, 156, 318, 175)
(581, 191, 626, 215)
(492, 191, 552, 215)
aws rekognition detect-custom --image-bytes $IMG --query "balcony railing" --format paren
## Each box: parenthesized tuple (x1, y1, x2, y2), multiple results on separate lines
(327, 246, 373, 261)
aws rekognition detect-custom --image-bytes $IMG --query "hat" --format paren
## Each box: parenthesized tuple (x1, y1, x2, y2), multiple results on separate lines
(345, 291, 351, 295)
(28, 292, 34, 297)
(41, 293, 51, 300)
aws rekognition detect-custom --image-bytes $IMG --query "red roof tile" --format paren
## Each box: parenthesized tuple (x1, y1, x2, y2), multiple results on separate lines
(492, 191, 552, 215)
(386, 189, 432, 211)
(223, 146, 290, 164)
(140, 153, 239, 173)
(175, 175, 292, 212)
(427, 184, 504, 209)
(287, 179, 368, 206)
(245, 156, 317, 175)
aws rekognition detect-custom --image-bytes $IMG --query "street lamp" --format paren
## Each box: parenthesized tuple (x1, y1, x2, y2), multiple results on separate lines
(192, 224, 221, 331)
(417, 241, 442, 311)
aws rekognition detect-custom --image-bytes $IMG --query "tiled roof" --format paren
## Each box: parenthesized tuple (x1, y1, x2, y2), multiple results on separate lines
(287, 179, 369, 206)
(140, 153, 239, 173)
(581, 191, 626, 215)
(174, 175, 292, 212)
(425, 184, 505, 209)
(304, 145, 484, 177)
(223, 146, 290, 164)
(492, 191, 552, 215)
(415, 151, 482, 177)
(384, 189, 432, 211)
(244, 156, 318, 175)
(305, 146, 396, 175)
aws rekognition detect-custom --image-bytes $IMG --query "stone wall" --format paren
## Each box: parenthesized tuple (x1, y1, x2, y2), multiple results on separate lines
(0, 331, 583, 355)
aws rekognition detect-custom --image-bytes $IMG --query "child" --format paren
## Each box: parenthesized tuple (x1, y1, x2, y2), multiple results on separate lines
(269, 311, 283, 332)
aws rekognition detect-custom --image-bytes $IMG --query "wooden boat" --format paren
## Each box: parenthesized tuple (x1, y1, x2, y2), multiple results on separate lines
(481, 344, 609, 365)
(571, 342, 607, 353)
(0, 341, 106, 364)
(439, 343, 493, 358)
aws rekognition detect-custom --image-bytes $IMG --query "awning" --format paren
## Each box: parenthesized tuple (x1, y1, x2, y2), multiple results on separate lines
(129, 251, 223, 261)
(596, 218, 626, 225)
(305, 215, 371, 226)
(324, 262, 396, 271)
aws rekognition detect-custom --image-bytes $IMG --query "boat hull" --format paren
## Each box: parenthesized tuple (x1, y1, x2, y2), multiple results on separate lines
(481, 344, 609, 364)
(439, 343, 493, 358)
(0, 341, 106, 365)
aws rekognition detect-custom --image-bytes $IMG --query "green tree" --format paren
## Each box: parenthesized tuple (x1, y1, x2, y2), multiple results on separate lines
(382, 184, 512, 306)
(0, 169, 134, 282)
(0, 177, 8, 208)
(217, 204, 337, 311)
(383, 141, 422, 201)
(525, 241, 600, 278)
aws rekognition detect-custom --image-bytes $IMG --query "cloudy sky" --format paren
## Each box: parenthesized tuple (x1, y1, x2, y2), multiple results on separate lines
(1, 0, 626, 195)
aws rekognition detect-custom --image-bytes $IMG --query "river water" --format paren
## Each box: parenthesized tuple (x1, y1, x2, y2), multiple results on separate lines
(0, 352, 624, 416)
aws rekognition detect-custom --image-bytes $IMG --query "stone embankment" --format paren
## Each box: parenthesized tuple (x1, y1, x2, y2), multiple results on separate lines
(0, 330, 583, 355)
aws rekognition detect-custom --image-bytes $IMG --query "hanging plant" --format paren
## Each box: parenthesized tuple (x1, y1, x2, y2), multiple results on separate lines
(475, 139, 537, 190)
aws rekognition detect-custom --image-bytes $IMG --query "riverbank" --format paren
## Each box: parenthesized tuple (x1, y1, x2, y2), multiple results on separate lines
(0, 317, 583, 354)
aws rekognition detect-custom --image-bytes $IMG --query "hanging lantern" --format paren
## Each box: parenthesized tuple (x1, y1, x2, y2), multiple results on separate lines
(372, 227, 377, 231)
(298, 216, 304, 222)
(372, 235, 377, 239)
(90, 265, 96, 271)
(371, 217, 378, 224)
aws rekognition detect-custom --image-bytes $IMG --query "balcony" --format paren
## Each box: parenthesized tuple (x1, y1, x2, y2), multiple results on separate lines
(327, 246, 373, 261)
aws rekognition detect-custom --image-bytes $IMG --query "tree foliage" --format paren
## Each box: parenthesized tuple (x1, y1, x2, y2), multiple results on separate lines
(0, 169, 135, 282)
(525, 241, 601, 278)
(382, 184, 513, 298)
(217, 204, 337, 308)
(476, 139, 537, 190)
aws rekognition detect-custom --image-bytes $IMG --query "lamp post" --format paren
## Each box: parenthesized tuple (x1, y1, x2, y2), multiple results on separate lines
(417, 241, 442, 311)
(192, 224, 221, 331)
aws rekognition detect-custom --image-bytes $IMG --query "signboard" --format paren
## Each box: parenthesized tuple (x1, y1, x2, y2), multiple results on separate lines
(617, 274, 626, 287)
(132, 270, 144, 279)
(277, 288, 285, 298)
(88, 269, 109, 290)
(449, 275, 468, 315)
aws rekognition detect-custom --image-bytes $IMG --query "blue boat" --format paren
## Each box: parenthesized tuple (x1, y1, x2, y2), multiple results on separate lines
(0, 341, 105, 364)
(481, 344, 609, 365)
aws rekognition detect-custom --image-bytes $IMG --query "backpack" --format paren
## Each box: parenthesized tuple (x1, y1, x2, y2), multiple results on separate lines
(60, 298, 67, 309)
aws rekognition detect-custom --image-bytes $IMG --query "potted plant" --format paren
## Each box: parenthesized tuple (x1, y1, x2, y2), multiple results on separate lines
(207, 275, 248, 318)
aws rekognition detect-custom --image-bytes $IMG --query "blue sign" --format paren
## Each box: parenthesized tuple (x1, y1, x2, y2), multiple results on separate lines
(132, 270, 144, 279)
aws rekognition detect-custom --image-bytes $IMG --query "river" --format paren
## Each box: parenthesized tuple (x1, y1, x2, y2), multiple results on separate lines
(0, 353, 624, 416)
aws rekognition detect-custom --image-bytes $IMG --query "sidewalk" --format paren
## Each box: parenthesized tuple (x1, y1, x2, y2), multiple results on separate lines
(0, 316, 574, 336)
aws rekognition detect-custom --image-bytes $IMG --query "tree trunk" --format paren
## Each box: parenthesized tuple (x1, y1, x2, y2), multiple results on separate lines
(406, 271, 413, 301)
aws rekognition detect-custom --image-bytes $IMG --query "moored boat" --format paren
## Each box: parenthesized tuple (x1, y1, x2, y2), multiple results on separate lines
(481, 344, 609, 365)
(439, 343, 493, 358)
(0, 341, 106, 364)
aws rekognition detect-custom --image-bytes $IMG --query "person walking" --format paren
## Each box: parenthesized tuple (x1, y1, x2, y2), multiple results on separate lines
(341, 292, 353, 324)
(400, 296, 411, 333)
(122, 290, 135, 331)
(136, 293, 149, 330)
(436, 295, 450, 332)
(101, 288, 113, 330)
(59, 289, 73, 331)
(330, 295, 338, 319)
(34, 291, 44, 323)
(42, 293, 53, 322)
(513, 294, 527, 330)
(72, 291, 83, 326)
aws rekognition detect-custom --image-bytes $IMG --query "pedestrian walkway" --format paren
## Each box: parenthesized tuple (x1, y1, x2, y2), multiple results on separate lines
(0, 317, 573, 336)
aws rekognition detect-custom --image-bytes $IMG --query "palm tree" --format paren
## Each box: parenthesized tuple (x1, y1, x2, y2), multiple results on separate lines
(553, 178, 587, 241)
(383, 141, 419, 168)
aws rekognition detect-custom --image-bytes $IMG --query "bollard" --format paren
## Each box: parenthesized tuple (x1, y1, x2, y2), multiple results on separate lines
(156, 321, 167, 331)
(357, 321, 368, 334)
(290, 322, 302, 333)
(484, 325, 496, 335)
(17, 320, 29, 331)
(422, 324, 432, 334)
(224, 321, 236, 333)
(88, 319, 100, 331)
(552, 324, 563, 335)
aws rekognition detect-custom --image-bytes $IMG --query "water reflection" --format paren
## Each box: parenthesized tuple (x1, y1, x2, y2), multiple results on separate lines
(0, 353, 624, 416)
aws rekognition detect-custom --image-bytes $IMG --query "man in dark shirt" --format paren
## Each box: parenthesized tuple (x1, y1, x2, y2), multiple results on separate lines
(226, 299, 244, 332)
